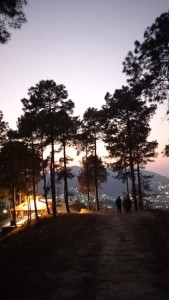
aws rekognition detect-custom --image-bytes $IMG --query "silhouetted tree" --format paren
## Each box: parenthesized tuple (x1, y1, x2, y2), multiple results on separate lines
(83, 108, 101, 210)
(76, 126, 94, 210)
(0, 110, 9, 149)
(56, 159, 75, 211)
(20, 80, 74, 217)
(134, 140, 158, 209)
(56, 110, 80, 213)
(0, 0, 27, 43)
(163, 144, 169, 157)
(101, 86, 157, 210)
(18, 110, 50, 214)
(108, 152, 131, 197)
(123, 11, 169, 104)
(17, 112, 43, 219)
(0, 140, 41, 226)
(78, 155, 108, 209)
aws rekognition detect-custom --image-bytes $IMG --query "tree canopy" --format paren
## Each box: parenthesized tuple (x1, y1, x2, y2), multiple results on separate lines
(123, 11, 169, 105)
(0, 0, 27, 43)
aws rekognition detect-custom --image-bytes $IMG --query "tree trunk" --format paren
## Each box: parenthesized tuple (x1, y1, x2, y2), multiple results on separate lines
(49, 103, 57, 218)
(94, 138, 99, 211)
(19, 192, 22, 204)
(136, 149, 143, 210)
(126, 111, 138, 211)
(43, 172, 50, 214)
(50, 136, 57, 217)
(86, 145, 90, 210)
(28, 196, 31, 221)
(124, 164, 130, 197)
(32, 139, 38, 219)
(12, 184, 17, 227)
(63, 137, 70, 213)
(40, 139, 50, 214)
(32, 175, 38, 219)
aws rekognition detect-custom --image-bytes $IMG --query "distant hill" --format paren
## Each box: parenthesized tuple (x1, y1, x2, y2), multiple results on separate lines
(37, 166, 169, 199)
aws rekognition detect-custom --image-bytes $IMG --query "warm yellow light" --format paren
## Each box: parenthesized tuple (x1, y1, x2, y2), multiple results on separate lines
(80, 208, 89, 214)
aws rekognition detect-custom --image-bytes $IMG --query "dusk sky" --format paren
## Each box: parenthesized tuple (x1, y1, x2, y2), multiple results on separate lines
(1, 0, 169, 176)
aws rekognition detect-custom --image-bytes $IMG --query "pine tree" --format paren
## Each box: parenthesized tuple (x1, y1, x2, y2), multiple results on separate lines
(123, 11, 169, 104)
(55, 110, 80, 213)
(0, 0, 27, 43)
(82, 108, 102, 210)
(19, 80, 76, 216)
(77, 155, 108, 209)
(101, 86, 157, 210)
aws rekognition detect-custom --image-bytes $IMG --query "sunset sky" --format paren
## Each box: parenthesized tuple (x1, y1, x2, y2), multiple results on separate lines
(0, 0, 169, 176)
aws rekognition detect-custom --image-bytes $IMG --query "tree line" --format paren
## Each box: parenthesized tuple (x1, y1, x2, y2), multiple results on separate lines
(0, 79, 158, 219)
(0, 3, 169, 221)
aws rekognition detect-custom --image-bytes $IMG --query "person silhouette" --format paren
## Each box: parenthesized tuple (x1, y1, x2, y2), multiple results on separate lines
(116, 196, 122, 214)
(122, 196, 127, 213)
(126, 196, 131, 213)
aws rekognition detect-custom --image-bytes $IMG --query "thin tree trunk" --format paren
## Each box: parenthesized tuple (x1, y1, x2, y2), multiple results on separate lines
(28, 196, 31, 221)
(124, 164, 130, 196)
(49, 103, 57, 217)
(136, 148, 143, 210)
(126, 111, 138, 211)
(40, 138, 50, 214)
(32, 175, 37, 219)
(43, 172, 50, 214)
(19, 192, 22, 204)
(94, 138, 99, 211)
(32, 139, 38, 219)
(50, 137, 57, 217)
(63, 137, 70, 213)
(86, 145, 90, 210)
(12, 184, 17, 227)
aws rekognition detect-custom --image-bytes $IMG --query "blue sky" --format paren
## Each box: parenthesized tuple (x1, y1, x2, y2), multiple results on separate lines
(0, 0, 169, 175)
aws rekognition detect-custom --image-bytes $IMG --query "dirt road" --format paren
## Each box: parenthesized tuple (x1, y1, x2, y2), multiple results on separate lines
(0, 210, 169, 299)
(85, 211, 168, 300)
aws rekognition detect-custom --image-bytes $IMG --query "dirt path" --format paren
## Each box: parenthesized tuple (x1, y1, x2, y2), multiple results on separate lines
(89, 211, 168, 300)
(65, 213, 169, 300)
(0, 210, 169, 299)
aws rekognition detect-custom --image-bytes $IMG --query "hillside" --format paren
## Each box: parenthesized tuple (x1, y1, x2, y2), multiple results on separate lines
(0, 210, 169, 299)
(37, 166, 169, 198)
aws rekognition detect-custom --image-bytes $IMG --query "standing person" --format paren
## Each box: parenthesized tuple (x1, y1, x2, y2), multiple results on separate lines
(126, 196, 131, 213)
(116, 196, 122, 214)
(123, 196, 127, 213)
